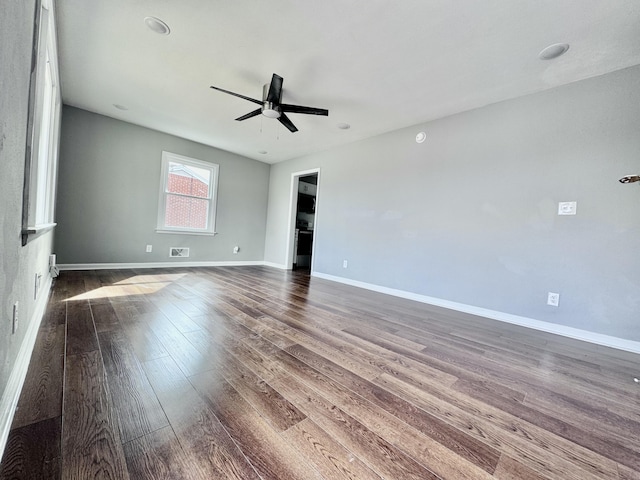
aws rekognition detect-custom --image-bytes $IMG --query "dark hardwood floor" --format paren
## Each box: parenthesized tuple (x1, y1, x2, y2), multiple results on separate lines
(1, 266, 639, 479)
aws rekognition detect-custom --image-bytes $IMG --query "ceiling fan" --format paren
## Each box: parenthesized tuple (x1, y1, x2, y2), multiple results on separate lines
(210, 73, 328, 133)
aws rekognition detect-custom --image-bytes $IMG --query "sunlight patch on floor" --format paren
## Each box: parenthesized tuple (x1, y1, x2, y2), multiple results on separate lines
(64, 281, 172, 301)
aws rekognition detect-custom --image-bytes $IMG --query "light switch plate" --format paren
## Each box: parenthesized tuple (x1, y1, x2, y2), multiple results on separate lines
(558, 201, 577, 215)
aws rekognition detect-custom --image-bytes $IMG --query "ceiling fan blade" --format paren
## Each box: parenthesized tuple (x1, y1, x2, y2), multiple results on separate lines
(278, 113, 298, 133)
(210, 85, 262, 105)
(266, 74, 283, 103)
(235, 108, 262, 121)
(280, 104, 329, 116)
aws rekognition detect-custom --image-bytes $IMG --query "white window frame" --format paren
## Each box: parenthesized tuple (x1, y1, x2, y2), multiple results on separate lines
(22, 0, 61, 245)
(156, 151, 219, 235)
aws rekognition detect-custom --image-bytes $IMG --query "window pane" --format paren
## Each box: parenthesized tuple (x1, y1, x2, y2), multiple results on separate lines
(164, 194, 209, 229)
(166, 162, 211, 198)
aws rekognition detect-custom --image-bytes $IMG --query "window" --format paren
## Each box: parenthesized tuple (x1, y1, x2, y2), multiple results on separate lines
(157, 152, 219, 235)
(22, 0, 61, 245)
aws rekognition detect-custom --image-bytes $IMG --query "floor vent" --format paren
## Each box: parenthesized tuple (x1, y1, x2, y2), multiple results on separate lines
(169, 247, 190, 258)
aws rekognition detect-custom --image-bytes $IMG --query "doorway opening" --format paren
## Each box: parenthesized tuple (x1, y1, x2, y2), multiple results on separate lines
(286, 169, 319, 272)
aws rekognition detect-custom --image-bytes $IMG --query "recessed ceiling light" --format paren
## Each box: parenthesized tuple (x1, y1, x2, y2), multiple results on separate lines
(415, 132, 426, 143)
(258, 150, 268, 155)
(144, 16, 170, 35)
(337, 123, 350, 130)
(113, 104, 128, 110)
(538, 43, 570, 60)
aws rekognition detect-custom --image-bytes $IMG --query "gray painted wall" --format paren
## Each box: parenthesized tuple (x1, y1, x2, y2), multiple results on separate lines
(55, 107, 270, 264)
(265, 65, 640, 341)
(0, 0, 56, 402)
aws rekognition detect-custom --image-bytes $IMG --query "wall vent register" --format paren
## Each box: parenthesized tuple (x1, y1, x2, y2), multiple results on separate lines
(169, 247, 190, 258)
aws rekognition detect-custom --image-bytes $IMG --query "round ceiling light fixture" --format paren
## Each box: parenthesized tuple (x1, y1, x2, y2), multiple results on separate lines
(262, 109, 281, 119)
(538, 43, 570, 60)
(261, 102, 281, 119)
(258, 150, 268, 155)
(337, 122, 351, 130)
(144, 16, 171, 35)
(113, 104, 128, 110)
(415, 132, 427, 143)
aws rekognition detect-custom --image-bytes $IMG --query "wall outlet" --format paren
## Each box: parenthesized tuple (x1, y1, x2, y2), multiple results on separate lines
(12, 302, 19, 334)
(233, 246, 240, 254)
(34, 273, 42, 299)
(547, 292, 560, 307)
(558, 201, 577, 215)
(146, 244, 153, 253)
(343, 260, 348, 268)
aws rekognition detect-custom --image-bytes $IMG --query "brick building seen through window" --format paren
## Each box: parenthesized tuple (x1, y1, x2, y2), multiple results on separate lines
(165, 168, 210, 229)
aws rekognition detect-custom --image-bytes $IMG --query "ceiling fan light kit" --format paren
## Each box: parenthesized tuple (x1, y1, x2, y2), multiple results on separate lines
(261, 103, 281, 119)
(210, 73, 328, 132)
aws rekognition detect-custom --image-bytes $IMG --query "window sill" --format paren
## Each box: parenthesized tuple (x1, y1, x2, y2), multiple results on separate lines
(22, 223, 57, 246)
(155, 229, 218, 236)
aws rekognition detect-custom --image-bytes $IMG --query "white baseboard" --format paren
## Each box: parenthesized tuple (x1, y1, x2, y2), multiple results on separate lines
(0, 275, 53, 458)
(58, 260, 266, 271)
(262, 261, 288, 270)
(312, 272, 640, 355)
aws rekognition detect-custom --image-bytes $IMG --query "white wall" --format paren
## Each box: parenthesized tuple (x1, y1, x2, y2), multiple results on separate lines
(55, 107, 270, 265)
(265, 65, 640, 342)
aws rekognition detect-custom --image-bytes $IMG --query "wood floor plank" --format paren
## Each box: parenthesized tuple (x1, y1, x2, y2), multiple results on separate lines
(375, 373, 620, 480)
(618, 463, 640, 480)
(493, 454, 552, 480)
(185, 328, 306, 431)
(90, 302, 121, 333)
(65, 301, 99, 355)
(62, 352, 130, 479)
(154, 300, 203, 333)
(272, 373, 442, 480)
(189, 371, 323, 480)
(281, 418, 384, 480)
(267, 355, 495, 480)
(118, 310, 169, 362)
(139, 311, 211, 376)
(282, 342, 500, 474)
(248, 312, 443, 384)
(123, 425, 209, 480)
(97, 329, 169, 443)
(11, 321, 65, 429)
(185, 329, 287, 382)
(142, 356, 261, 480)
(519, 391, 640, 466)
(0, 416, 61, 480)
(200, 342, 307, 431)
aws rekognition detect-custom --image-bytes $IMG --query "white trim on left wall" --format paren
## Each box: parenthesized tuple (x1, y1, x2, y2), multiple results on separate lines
(0, 275, 53, 458)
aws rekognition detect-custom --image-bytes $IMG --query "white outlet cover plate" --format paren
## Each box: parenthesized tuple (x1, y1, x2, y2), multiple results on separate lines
(558, 201, 577, 215)
(547, 292, 560, 306)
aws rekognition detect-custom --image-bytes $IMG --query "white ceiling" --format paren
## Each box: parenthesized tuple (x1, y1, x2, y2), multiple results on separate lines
(56, 0, 640, 164)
